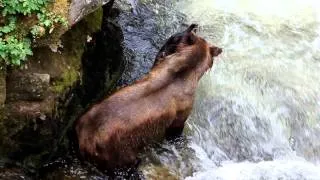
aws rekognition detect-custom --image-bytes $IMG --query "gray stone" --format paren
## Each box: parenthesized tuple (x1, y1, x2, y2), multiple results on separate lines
(6, 73, 50, 102)
(68, 0, 111, 25)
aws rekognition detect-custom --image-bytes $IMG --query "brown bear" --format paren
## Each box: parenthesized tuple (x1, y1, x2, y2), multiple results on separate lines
(75, 24, 222, 169)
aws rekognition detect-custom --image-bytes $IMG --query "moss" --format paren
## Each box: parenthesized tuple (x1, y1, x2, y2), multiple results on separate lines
(83, 7, 103, 33)
(51, 68, 78, 93)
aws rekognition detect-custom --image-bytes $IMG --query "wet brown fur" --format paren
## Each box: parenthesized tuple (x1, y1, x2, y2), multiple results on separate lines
(75, 25, 222, 169)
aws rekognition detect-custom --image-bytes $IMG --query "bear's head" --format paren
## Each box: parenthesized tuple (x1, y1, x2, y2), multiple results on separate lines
(154, 24, 222, 67)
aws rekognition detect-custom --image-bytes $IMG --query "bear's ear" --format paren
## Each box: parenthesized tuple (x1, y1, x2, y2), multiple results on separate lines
(186, 24, 198, 33)
(210, 46, 222, 57)
(186, 33, 197, 45)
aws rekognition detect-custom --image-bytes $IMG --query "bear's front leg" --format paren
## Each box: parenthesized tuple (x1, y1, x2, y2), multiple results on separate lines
(165, 118, 186, 139)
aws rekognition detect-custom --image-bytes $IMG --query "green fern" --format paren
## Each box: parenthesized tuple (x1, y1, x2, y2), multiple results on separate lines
(0, 17, 16, 35)
(1, 0, 49, 16)
(0, 36, 32, 66)
(0, 0, 68, 66)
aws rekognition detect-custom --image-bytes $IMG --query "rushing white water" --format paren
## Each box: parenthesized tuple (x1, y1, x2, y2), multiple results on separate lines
(186, 159, 320, 180)
(141, 0, 320, 179)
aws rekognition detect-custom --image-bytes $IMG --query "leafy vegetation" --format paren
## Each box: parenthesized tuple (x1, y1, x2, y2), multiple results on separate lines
(0, 0, 68, 66)
(1, 0, 48, 15)
(0, 36, 32, 66)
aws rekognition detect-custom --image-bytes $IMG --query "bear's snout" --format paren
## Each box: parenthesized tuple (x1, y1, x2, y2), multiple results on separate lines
(210, 46, 223, 57)
(215, 47, 222, 55)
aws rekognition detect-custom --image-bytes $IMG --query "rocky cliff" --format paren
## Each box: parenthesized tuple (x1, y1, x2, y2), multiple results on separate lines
(0, 0, 114, 170)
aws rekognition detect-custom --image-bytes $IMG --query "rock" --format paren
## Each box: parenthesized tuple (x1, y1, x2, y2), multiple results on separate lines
(0, 167, 31, 180)
(69, 0, 112, 25)
(114, 0, 187, 86)
(81, 5, 125, 104)
(35, 0, 106, 48)
(142, 165, 180, 180)
(6, 73, 50, 102)
(5, 97, 54, 119)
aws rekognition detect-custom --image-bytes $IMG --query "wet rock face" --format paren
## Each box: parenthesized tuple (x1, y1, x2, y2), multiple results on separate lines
(81, 4, 125, 105)
(81, 0, 186, 100)
(114, 0, 187, 86)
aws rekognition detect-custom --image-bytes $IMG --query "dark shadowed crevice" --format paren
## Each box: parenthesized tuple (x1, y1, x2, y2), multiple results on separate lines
(81, 5, 125, 106)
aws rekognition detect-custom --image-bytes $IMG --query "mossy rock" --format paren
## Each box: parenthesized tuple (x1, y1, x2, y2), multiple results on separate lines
(6, 73, 50, 102)
(0, 8, 103, 170)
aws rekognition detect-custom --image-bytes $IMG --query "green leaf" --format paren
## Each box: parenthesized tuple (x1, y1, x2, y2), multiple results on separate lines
(43, 19, 51, 27)
(0, 0, 66, 67)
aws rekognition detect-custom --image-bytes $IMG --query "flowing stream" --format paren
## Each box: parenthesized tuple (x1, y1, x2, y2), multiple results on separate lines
(134, 0, 320, 179)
